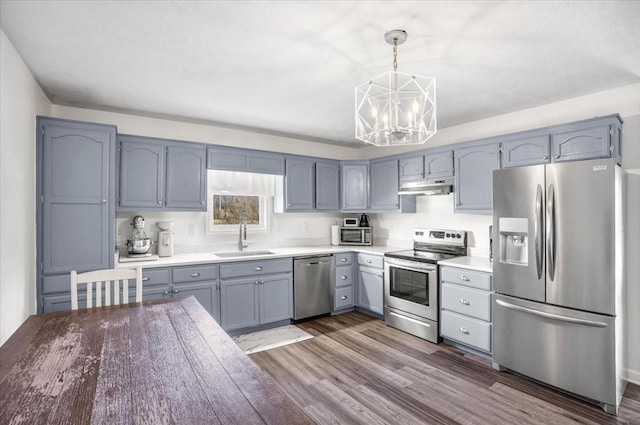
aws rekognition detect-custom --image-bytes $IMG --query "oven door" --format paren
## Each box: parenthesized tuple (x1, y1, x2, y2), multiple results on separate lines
(384, 257, 438, 321)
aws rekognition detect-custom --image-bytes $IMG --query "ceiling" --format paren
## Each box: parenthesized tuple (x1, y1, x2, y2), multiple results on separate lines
(2, 1, 639, 147)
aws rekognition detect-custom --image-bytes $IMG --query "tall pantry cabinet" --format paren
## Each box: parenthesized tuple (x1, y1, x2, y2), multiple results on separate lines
(37, 117, 116, 313)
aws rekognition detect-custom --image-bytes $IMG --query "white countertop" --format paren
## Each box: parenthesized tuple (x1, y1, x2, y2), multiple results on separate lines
(116, 245, 399, 268)
(438, 256, 493, 273)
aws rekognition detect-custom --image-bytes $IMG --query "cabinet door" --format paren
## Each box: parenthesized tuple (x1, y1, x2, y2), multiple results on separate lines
(551, 124, 610, 163)
(341, 164, 368, 210)
(174, 281, 220, 323)
(399, 156, 424, 181)
(221, 278, 259, 330)
(454, 143, 500, 213)
(166, 145, 207, 210)
(43, 293, 86, 313)
(259, 274, 293, 324)
(369, 159, 400, 210)
(207, 147, 284, 175)
(502, 135, 550, 168)
(41, 120, 114, 274)
(315, 159, 340, 210)
(357, 266, 384, 315)
(119, 139, 165, 208)
(285, 157, 315, 210)
(425, 150, 454, 178)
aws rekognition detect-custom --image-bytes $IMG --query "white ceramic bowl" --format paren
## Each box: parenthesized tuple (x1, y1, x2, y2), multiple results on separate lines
(157, 222, 174, 231)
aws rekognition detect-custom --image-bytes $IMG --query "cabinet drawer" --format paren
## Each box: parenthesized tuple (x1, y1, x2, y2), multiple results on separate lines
(334, 252, 353, 266)
(357, 253, 383, 269)
(140, 268, 171, 286)
(441, 266, 492, 291)
(42, 274, 72, 294)
(173, 264, 218, 283)
(220, 258, 292, 279)
(335, 265, 353, 287)
(335, 285, 354, 310)
(441, 283, 491, 321)
(441, 310, 491, 353)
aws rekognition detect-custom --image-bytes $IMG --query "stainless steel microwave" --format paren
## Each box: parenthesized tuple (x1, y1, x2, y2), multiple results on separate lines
(339, 227, 372, 246)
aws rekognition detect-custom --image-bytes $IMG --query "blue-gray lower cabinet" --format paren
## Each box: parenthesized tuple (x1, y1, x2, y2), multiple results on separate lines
(341, 163, 369, 210)
(356, 253, 384, 316)
(220, 273, 292, 331)
(173, 281, 220, 323)
(454, 142, 500, 213)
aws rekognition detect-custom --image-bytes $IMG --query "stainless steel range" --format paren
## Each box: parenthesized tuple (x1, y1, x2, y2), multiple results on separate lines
(384, 228, 467, 343)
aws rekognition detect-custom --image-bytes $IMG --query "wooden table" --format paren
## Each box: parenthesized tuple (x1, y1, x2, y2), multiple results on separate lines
(0, 297, 314, 424)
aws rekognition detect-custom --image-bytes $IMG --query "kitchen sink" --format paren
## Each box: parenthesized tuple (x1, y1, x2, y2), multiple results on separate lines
(214, 250, 275, 258)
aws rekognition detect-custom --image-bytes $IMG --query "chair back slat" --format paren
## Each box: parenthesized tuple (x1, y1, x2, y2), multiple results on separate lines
(69, 268, 142, 310)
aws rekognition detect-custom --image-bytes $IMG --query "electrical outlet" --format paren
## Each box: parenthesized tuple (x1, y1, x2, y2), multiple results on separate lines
(188, 224, 195, 236)
(304, 222, 310, 232)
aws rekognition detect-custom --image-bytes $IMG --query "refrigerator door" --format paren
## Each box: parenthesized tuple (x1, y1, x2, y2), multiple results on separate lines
(493, 294, 619, 409)
(492, 165, 546, 302)
(546, 158, 616, 315)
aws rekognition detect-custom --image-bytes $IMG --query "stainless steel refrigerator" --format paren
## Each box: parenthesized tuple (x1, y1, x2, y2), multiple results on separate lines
(492, 157, 626, 415)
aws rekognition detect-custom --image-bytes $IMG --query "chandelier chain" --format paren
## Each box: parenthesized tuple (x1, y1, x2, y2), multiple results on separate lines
(392, 39, 398, 71)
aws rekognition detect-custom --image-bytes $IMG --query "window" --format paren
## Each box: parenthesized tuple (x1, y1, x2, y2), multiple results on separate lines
(207, 193, 268, 232)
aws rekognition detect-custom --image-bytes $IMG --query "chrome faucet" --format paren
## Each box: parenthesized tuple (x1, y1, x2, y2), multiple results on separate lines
(238, 209, 249, 251)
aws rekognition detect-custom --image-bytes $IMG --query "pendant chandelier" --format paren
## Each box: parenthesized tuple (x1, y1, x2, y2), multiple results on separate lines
(355, 30, 436, 146)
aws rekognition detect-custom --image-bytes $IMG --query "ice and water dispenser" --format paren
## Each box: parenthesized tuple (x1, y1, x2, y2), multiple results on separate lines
(498, 218, 528, 265)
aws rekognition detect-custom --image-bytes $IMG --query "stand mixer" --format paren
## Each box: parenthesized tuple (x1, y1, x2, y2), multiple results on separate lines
(127, 215, 152, 257)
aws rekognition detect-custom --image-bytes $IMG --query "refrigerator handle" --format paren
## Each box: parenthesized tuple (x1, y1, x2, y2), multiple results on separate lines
(546, 184, 556, 281)
(495, 299, 608, 327)
(535, 184, 544, 279)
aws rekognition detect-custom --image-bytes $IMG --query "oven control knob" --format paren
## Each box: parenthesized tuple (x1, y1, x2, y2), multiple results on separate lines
(456, 234, 461, 239)
(446, 233, 450, 238)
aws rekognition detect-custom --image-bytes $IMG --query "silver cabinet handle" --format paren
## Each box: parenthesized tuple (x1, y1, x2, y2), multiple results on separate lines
(341, 258, 347, 262)
(460, 275, 470, 281)
(555, 155, 560, 159)
(459, 327, 469, 335)
(341, 296, 348, 300)
(191, 272, 200, 277)
(142, 276, 150, 282)
(163, 290, 169, 295)
(543, 155, 549, 160)
(173, 289, 179, 294)
(102, 199, 107, 203)
(459, 299, 470, 305)
(255, 266, 262, 271)
(367, 259, 372, 264)
(341, 276, 348, 280)
(157, 200, 162, 205)
(260, 280, 264, 285)
(496, 299, 608, 327)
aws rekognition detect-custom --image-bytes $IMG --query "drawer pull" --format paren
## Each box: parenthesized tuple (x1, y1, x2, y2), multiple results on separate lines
(341, 258, 348, 262)
(459, 327, 469, 335)
(341, 275, 348, 280)
(460, 275, 470, 282)
(367, 259, 372, 264)
(173, 289, 179, 294)
(255, 266, 263, 271)
(191, 272, 200, 278)
(163, 290, 169, 295)
(341, 296, 348, 300)
(142, 276, 150, 282)
(459, 299, 470, 305)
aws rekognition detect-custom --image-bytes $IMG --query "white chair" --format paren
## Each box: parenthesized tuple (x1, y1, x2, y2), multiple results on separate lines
(70, 267, 142, 310)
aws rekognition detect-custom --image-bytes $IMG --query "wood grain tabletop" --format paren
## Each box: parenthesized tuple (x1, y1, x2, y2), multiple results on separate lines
(0, 297, 314, 425)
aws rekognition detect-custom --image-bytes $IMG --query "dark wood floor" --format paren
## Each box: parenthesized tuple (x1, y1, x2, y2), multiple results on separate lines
(250, 312, 640, 425)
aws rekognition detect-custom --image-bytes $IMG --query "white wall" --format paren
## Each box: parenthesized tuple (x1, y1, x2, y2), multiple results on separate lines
(0, 30, 51, 345)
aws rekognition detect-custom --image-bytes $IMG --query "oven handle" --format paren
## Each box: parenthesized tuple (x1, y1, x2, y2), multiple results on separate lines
(385, 258, 436, 273)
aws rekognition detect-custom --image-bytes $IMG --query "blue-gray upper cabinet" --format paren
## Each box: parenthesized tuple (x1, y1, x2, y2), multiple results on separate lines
(284, 157, 315, 211)
(38, 118, 115, 275)
(315, 159, 340, 210)
(454, 142, 500, 213)
(425, 150, 454, 178)
(207, 146, 285, 175)
(369, 158, 400, 210)
(341, 162, 369, 210)
(551, 123, 611, 163)
(501, 134, 551, 168)
(119, 137, 165, 209)
(166, 145, 207, 210)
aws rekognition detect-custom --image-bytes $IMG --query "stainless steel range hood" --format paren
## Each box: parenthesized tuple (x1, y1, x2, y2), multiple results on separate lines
(398, 178, 453, 196)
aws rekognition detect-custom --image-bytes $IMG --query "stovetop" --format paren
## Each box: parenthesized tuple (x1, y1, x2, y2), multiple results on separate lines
(384, 249, 460, 264)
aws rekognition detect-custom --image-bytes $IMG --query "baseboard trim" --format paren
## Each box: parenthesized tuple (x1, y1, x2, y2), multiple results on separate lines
(628, 368, 640, 385)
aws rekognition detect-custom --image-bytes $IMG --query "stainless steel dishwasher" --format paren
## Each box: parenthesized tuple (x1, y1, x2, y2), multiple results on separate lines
(293, 255, 333, 320)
